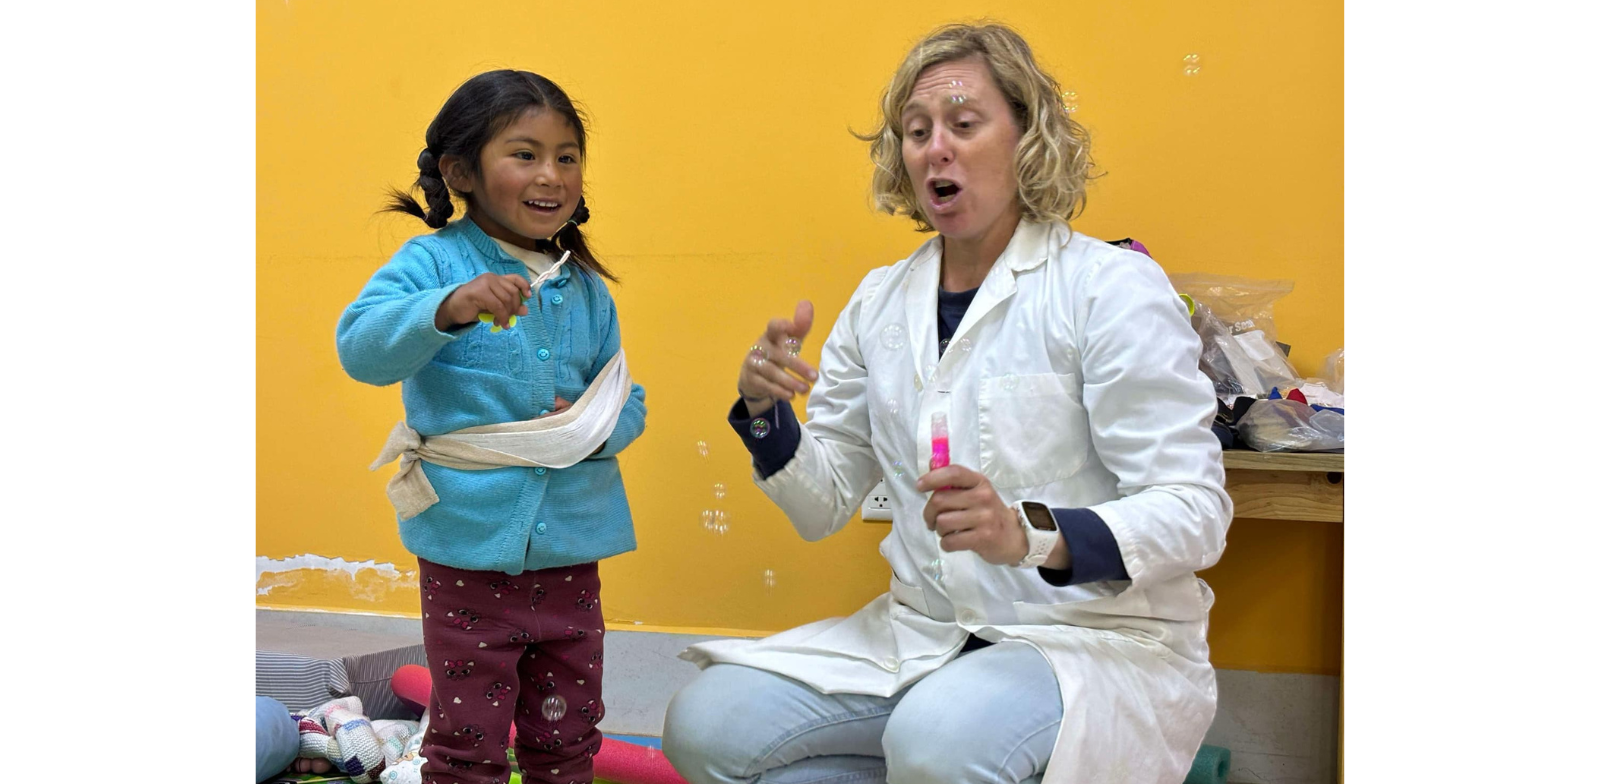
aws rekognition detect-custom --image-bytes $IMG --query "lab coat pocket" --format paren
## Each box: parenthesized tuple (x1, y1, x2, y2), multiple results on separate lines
(1011, 592, 1136, 627)
(1012, 591, 1176, 660)
(978, 372, 1090, 488)
(889, 571, 932, 617)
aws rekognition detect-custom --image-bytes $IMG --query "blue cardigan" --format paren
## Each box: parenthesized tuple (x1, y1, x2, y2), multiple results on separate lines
(336, 218, 647, 574)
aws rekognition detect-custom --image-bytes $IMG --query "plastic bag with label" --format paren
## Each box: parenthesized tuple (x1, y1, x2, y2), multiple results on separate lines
(1171, 274, 1302, 405)
(1189, 300, 1298, 404)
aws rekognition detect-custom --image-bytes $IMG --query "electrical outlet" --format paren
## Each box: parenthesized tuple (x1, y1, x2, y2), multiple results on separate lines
(862, 480, 892, 522)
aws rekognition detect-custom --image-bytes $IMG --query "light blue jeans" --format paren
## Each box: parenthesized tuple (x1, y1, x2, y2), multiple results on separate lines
(662, 642, 1060, 784)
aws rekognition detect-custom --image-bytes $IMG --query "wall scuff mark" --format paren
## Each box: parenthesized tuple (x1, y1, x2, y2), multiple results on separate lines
(256, 554, 419, 612)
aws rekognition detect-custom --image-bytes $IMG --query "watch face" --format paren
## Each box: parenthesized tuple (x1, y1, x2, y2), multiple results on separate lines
(1022, 503, 1057, 531)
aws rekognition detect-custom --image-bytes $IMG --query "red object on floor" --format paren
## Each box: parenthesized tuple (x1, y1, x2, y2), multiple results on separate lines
(595, 738, 688, 784)
(391, 664, 690, 784)
(391, 664, 432, 715)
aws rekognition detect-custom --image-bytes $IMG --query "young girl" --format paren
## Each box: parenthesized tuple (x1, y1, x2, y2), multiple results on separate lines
(336, 70, 647, 784)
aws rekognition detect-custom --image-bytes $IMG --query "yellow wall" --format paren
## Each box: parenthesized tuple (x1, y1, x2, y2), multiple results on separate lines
(258, 1, 1342, 675)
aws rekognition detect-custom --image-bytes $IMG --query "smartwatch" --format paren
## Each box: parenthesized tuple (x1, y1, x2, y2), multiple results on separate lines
(1011, 500, 1059, 569)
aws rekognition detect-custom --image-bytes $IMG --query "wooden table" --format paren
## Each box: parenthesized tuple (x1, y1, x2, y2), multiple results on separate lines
(1221, 450, 1344, 522)
(1221, 450, 1344, 783)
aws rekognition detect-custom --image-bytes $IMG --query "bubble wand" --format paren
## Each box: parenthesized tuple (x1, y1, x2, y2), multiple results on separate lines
(480, 218, 578, 332)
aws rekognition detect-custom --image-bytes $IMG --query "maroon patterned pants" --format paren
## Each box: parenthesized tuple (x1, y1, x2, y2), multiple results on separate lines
(417, 558, 606, 784)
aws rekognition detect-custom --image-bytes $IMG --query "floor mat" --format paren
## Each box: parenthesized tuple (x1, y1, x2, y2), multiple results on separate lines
(267, 736, 662, 784)
(268, 773, 625, 784)
(606, 734, 663, 749)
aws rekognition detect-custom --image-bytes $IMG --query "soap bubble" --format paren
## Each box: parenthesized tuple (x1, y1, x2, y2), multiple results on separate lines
(541, 695, 567, 722)
(696, 440, 709, 457)
(958, 338, 973, 353)
(1062, 90, 1079, 113)
(750, 419, 771, 439)
(925, 558, 946, 582)
(880, 324, 906, 350)
(763, 569, 777, 590)
(701, 510, 714, 530)
(783, 337, 802, 356)
(1002, 373, 1018, 391)
(892, 460, 906, 478)
(1183, 53, 1201, 76)
(713, 483, 726, 499)
(714, 511, 729, 535)
(887, 398, 900, 416)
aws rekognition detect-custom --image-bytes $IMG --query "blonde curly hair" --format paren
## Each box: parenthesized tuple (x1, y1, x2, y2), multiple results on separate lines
(857, 22, 1096, 232)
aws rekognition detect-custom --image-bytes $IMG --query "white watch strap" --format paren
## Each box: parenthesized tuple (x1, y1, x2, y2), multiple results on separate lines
(1013, 502, 1058, 569)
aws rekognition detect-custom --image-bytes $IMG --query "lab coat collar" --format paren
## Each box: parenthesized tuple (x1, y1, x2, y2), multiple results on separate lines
(905, 221, 1059, 391)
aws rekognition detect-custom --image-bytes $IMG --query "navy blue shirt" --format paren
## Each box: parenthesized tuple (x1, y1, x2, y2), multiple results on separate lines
(729, 286, 1129, 591)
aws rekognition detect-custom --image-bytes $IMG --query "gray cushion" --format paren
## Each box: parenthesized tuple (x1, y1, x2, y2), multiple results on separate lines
(256, 616, 426, 720)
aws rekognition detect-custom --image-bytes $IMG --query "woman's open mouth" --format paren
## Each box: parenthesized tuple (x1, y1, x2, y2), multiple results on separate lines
(928, 178, 962, 209)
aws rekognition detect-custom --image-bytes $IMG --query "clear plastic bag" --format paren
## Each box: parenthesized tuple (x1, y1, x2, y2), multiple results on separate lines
(1172, 274, 1302, 405)
(1188, 300, 1299, 405)
(1169, 273, 1296, 345)
(1237, 399, 1344, 452)
(1298, 348, 1345, 407)
(1322, 348, 1344, 395)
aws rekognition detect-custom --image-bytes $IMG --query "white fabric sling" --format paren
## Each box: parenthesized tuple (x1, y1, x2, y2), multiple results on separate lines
(370, 349, 633, 520)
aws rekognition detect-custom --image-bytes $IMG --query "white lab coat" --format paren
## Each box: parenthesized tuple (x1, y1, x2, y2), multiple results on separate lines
(681, 220, 1233, 784)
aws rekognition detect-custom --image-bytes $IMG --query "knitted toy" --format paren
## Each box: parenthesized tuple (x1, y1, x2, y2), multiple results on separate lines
(293, 696, 421, 784)
(377, 712, 429, 784)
